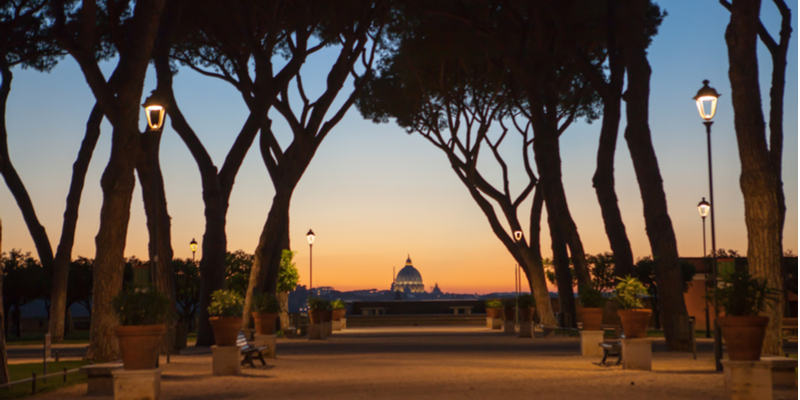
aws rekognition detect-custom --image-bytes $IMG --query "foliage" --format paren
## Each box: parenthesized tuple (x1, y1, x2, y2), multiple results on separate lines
(67, 257, 94, 315)
(502, 298, 516, 309)
(613, 276, 648, 310)
(173, 258, 201, 323)
(278, 250, 300, 293)
(2, 250, 46, 310)
(1, 0, 63, 72)
(225, 250, 253, 297)
(517, 294, 536, 308)
(208, 289, 244, 318)
(308, 297, 332, 311)
(707, 269, 781, 316)
(485, 299, 503, 309)
(578, 285, 607, 308)
(251, 290, 281, 314)
(113, 285, 172, 326)
(331, 300, 346, 310)
(585, 253, 617, 292)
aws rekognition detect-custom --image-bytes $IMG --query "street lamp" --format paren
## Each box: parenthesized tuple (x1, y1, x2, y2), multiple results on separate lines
(307, 229, 315, 296)
(694, 80, 721, 371)
(190, 238, 198, 263)
(697, 198, 711, 338)
(142, 92, 167, 285)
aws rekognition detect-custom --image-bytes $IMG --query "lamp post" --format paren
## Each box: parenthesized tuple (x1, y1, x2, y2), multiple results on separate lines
(190, 238, 198, 263)
(693, 80, 721, 371)
(307, 229, 315, 297)
(697, 198, 711, 338)
(514, 231, 523, 326)
(142, 92, 166, 285)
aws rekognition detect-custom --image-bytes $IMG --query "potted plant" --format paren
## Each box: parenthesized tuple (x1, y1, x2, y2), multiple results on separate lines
(613, 276, 651, 338)
(113, 285, 171, 370)
(502, 298, 516, 321)
(708, 268, 780, 360)
(208, 289, 244, 346)
(485, 299, 503, 319)
(517, 294, 536, 322)
(331, 300, 346, 322)
(308, 297, 332, 324)
(578, 286, 606, 331)
(251, 290, 281, 335)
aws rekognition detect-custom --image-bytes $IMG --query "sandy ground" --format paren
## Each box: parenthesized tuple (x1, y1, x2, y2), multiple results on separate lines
(24, 327, 799, 400)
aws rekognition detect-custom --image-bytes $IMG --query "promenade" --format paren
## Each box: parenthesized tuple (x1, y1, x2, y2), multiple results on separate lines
(28, 326, 797, 400)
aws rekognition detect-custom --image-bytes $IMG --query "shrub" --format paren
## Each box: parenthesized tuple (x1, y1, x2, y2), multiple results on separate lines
(113, 285, 172, 325)
(517, 294, 536, 308)
(308, 297, 332, 311)
(578, 286, 607, 308)
(252, 291, 281, 314)
(613, 276, 648, 310)
(707, 269, 780, 316)
(208, 289, 244, 317)
(485, 299, 503, 309)
(331, 299, 346, 310)
(502, 298, 516, 309)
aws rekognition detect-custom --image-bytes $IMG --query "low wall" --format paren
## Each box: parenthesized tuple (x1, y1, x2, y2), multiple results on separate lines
(347, 315, 487, 328)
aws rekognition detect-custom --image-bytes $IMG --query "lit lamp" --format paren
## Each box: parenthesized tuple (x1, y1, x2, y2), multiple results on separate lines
(143, 94, 166, 131)
(513, 231, 523, 242)
(307, 229, 315, 296)
(693, 80, 721, 371)
(190, 238, 198, 263)
(697, 198, 711, 338)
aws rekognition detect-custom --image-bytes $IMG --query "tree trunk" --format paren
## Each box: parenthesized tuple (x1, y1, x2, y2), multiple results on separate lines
(724, 0, 784, 356)
(244, 190, 293, 330)
(49, 104, 103, 343)
(0, 218, 8, 384)
(136, 128, 176, 354)
(278, 292, 290, 331)
(524, 186, 557, 326)
(621, 0, 691, 352)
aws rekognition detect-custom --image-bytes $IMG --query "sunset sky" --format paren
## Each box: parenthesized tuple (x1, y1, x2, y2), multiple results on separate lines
(1, 1, 797, 294)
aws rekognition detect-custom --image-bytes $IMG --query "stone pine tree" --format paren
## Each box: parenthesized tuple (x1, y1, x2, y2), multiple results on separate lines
(619, 0, 692, 351)
(51, 0, 166, 361)
(723, 0, 791, 356)
(164, 0, 323, 345)
(356, 5, 559, 326)
(0, 218, 6, 384)
(244, 0, 390, 329)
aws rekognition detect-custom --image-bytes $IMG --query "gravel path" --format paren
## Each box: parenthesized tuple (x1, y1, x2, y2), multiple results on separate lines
(30, 327, 798, 400)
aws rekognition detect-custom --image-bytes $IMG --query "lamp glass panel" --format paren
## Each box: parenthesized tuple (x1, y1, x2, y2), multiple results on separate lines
(307, 235, 315, 245)
(145, 106, 165, 130)
(695, 96, 717, 121)
(698, 204, 710, 218)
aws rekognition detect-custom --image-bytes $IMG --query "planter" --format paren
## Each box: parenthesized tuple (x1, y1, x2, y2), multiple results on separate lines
(115, 324, 166, 370)
(252, 312, 278, 335)
(486, 308, 500, 319)
(617, 309, 651, 339)
(579, 307, 604, 331)
(209, 316, 243, 346)
(717, 316, 769, 361)
(503, 307, 515, 321)
(518, 307, 535, 322)
(332, 309, 346, 322)
(309, 310, 324, 324)
(323, 310, 333, 323)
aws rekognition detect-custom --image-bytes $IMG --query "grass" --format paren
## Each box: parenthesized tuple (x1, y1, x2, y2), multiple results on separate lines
(6, 332, 90, 346)
(0, 360, 90, 399)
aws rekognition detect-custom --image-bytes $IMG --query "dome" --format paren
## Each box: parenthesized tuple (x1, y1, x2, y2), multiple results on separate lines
(392, 256, 425, 293)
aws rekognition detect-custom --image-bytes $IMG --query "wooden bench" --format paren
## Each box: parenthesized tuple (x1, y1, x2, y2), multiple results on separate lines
(237, 332, 268, 368)
(599, 342, 622, 366)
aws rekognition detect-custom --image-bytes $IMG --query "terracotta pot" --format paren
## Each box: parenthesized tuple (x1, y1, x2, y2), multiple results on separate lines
(617, 309, 652, 338)
(252, 312, 278, 335)
(323, 310, 333, 323)
(486, 308, 500, 319)
(503, 307, 515, 321)
(579, 307, 604, 331)
(115, 324, 166, 370)
(518, 308, 534, 322)
(332, 309, 346, 321)
(209, 316, 242, 346)
(309, 310, 323, 324)
(718, 316, 769, 361)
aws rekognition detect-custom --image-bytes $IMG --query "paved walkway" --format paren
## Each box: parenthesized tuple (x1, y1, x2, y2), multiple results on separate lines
(30, 327, 798, 400)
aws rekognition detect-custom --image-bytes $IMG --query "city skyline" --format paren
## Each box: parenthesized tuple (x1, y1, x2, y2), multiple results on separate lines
(1, 0, 797, 294)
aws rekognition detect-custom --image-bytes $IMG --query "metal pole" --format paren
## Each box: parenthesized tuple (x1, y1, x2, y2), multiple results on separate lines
(705, 121, 721, 371)
(703, 216, 711, 338)
(515, 264, 519, 327)
(309, 243, 313, 295)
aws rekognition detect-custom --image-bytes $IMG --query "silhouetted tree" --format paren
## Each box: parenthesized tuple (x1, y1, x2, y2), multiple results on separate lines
(173, 258, 200, 331)
(1, 250, 45, 338)
(722, 0, 791, 356)
(51, 0, 167, 361)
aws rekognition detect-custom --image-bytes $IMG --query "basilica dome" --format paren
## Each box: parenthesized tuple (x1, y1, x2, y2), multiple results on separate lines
(391, 256, 425, 293)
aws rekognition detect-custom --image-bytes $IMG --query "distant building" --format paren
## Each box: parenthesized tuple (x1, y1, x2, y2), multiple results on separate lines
(391, 256, 425, 293)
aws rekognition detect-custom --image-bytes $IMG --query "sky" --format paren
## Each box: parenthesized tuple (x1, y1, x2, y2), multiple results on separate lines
(1, 1, 797, 295)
